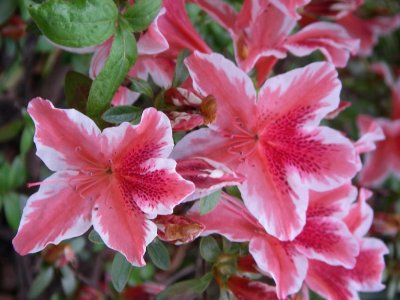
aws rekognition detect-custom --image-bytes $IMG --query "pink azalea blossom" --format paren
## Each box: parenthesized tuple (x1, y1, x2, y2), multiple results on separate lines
(305, 189, 389, 300)
(338, 13, 400, 57)
(188, 188, 359, 298)
(302, 0, 363, 20)
(227, 276, 279, 300)
(173, 52, 358, 240)
(90, 0, 211, 106)
(358, 63, 400, 186)
(12, 98, 194, 266)
(194, 0, 358, 79)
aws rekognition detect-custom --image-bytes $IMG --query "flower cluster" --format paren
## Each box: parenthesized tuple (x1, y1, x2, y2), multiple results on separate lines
(12, 0, 400, 299)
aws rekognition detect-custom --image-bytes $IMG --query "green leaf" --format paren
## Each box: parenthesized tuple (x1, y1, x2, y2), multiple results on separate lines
(4, 192, 21, 230)
(156, 272, 213, 300)
(28, 0, 118, 48)
(200, 236, 221, 263)
(0, 163, 11, 193)
(0, 119, 23, 142)
(0, 0, 17, 25)
(88, 229, 103, 244)
(199, 190, 221, 215)
(87, 19, 137, 119)
(8, 156, 26, 189)
(123, 0, 162, 32)
(60, 266, 77, 297)
(102, 105, 142, 125)
(20, 124, 34, 156)
(172, 49, 190, 87)
(130, 77, 154, 98)
(111, 252, 132, 293)
(147, 238, 170, 271)
(28, 267, 54, 300)
(65, 71, 93, 113)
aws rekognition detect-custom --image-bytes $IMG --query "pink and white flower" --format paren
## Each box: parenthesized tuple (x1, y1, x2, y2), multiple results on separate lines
(188, 187, 359, 298)
(173, 52, 359, 240)
(13, 98, 194, 266)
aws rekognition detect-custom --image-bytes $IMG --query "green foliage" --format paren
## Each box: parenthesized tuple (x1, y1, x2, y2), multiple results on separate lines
(87, 19, 137, 119)
(102, 105, 143, 125)
(64, 71, 92, 113)
(199, 189, 221, 215)
(200, 236, 221, 263)
(111, 252, 132, 293)
(2, 192, 21, 230)
(172, 49, 191, 87)
(88, 229, 104, 244)
(0, 0, 17, 25)
(28, 0, 118, 47)
(130, 77, 154, 99)
(156, 272, 213, 300)
(28, 267, 54, 299)
(147, 238, 171, 271)
(123, 0, 162, 32)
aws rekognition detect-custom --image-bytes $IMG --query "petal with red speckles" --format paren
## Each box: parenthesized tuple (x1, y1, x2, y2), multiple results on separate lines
(294, 216, 359, 268)
(249, 237, 308, 299)
(118, 157, 194, 216)
(13, 171, 93, 255)
(284, 22, 359, 67)
(27, 98, 102, 171)
(92, 182, 157, 266)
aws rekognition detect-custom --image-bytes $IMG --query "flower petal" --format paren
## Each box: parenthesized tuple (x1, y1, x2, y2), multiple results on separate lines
(284, 22, 359, 67)
(118, 157, 194, 215)
(185, 51, 257, 131)
(355, 115, 385, 155)
(28, 98, 102, 171)
(176, 157, 244, 202)
(192, 0, 238, 30)
(13, 171, 93, 255)
(102, 108, 173, 162)
(238, 154, 308, 241)
(91, 182, 157, 266)
(269, 0, 311, 19)
(227, 276, 278, 300)
(188, 193, 260, 242)
(294, 216, 359, 268)
(258, 62, 341, 127)
(344, 188, 373, 238)
(249, 237, 308, 299)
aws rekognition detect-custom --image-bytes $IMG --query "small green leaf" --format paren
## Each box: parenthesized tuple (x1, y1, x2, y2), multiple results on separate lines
(123, 0, 162, 32)
(87, 19, 137, 119)
(102, 106, 143, 125)
(28, 0, 118, 48)
(156, 272, 213, 300)
(199, 190, 222, 215)
(0, 119, 23, 142)
(20, 124, 34, 156)
(0, 163, 11, 193)
(65, 71, 93, 113)
(28, 267, 54, 300)
(172, 49, 190, 87)
(147, 238, 170, 271)
(111, 252, 132, 293)
(130, 77, 154, 98)
(8, 156, 26, 189)
(60, 266, 77, 297)
(200, 236, 221, 263)
(4, 192, 21, 230)
(88, 229, 103, 244)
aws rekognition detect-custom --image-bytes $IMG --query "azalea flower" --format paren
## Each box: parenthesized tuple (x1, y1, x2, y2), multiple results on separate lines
(358, 63, 400, 186)
(188, 187, 359, 298)
(90, 0, 211, 106)
(12, 98, 194, 266)
(193, 0, 358, 83)
(305, 189, 389, 299)
(173, 52, 358, 240)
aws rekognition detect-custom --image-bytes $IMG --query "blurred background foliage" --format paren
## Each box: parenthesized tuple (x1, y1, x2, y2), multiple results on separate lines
(0, 0, 400, 299)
